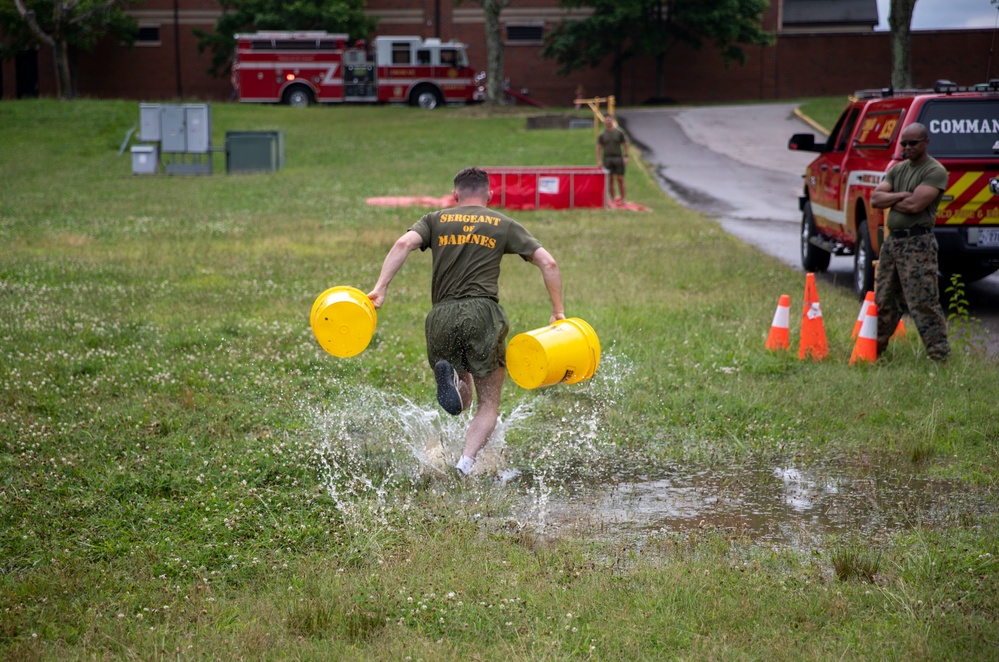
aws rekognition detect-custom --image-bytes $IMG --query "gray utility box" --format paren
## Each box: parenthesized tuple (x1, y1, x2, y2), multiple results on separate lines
(131, 144, 159, 175)
(160, 104, 211, 154)
(139, 103, 161, 142)
(225, 131, 285, 173)
(137, 102, 213, 175)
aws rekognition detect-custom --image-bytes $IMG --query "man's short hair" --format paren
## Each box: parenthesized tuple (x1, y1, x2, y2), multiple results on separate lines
(454, 167, 489, 197)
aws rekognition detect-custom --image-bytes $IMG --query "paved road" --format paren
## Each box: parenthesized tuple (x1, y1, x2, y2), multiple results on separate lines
(619, 104, 999, 356)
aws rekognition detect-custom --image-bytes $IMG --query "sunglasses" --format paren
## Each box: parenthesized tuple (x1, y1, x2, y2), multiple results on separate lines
(900, 139, 926, 147)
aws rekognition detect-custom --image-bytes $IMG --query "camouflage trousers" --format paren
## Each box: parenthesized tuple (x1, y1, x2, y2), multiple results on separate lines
(875, 233, 950, 361)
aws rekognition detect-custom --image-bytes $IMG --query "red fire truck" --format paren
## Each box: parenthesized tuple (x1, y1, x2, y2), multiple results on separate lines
(233, 31, 482, 109)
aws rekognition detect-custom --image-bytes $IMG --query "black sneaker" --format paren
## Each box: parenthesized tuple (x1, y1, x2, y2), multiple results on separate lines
(434, 360, 463, 415)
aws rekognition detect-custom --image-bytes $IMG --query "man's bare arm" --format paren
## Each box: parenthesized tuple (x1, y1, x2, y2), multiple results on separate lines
(367, 230, 423, 308)
(870, 180, 908, 209)
(892, 183, 942, 214)
(530, 247, 565, 323)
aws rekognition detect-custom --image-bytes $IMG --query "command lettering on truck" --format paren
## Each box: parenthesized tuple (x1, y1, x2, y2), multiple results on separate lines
(233, 31, 482, 109)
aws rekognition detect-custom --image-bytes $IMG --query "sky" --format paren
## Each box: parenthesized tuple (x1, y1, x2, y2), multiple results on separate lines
(875, 0, 999, 31)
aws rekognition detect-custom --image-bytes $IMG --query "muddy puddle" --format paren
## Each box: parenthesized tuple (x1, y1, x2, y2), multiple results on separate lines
(310, 358, 989, 550)
(509, 460, 981, 548)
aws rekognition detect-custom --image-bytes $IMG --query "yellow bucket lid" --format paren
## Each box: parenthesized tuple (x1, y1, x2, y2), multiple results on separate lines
(310, 286, 377, 358)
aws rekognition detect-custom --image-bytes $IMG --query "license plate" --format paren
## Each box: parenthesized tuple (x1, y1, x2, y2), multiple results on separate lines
(979, 228, 999, 247)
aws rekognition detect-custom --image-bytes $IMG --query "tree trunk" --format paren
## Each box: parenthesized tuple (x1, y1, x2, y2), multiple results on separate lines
(612, 50, 623, 102)
(52, 39, 75, 99)
(482, 1, 505, 105)
(655, 52, 667, 99)
(889, 0, 917, 89)
(13, 0, 75, 99)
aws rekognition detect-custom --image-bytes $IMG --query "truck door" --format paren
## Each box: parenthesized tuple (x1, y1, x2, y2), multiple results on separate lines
(810, 107, 860, 237)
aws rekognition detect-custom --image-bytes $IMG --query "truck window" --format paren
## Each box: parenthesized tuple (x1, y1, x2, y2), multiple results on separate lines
(391, 43, 411, 65)
(417, 49, 431, 65)
(274, 40, 308, 50)
(918, 99, 999, 158)
(440, 49, 457, 66)
(855, 110, 902, 148)
(834, 108, 861, 152)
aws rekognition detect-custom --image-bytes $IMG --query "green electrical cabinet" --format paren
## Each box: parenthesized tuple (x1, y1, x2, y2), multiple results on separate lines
(225, 131, 285, 174)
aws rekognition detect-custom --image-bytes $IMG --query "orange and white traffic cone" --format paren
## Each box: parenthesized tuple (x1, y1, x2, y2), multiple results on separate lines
(852, 291, 874, 339)
(798, 273, 828, 361)
(892, 317, 907, 340)
(766, 294, 791, 351)
(850, 302, 879, 365)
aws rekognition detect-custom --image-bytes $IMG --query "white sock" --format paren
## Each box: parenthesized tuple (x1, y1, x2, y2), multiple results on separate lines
(455, 455, 475, 475)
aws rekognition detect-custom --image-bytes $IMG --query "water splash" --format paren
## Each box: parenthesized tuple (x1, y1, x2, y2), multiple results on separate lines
(304, 350, 982, 550)
(308, 349, 632, 533)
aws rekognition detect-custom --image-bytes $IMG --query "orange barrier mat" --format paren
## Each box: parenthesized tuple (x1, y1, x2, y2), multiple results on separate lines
(366, 195, 457, 208)
(366, 194, 651, 212)
(607, 199, 652, 212)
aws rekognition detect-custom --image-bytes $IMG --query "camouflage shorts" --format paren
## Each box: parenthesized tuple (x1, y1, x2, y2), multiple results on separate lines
(425, 298, 509, 377)
(874, 233, 950, 360)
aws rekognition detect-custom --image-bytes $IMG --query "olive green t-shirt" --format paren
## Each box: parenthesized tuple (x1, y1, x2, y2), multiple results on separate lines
(884, 156, 948, 231)
(598, 127, 627, 159)
(410, 205, 542, 305)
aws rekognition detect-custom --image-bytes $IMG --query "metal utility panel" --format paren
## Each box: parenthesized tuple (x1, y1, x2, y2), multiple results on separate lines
(131, 144, 158, 175)
(160, 105, 186, 152)
(139, 103, 161, 142)
(184, 104, 211, 154)
(225, 131, 285, 173)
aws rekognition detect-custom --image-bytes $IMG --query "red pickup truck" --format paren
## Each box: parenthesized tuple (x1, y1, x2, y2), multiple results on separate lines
(788, 81, 999, 298)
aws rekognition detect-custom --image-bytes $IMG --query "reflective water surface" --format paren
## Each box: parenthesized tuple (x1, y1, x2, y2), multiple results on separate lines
(310, 360, 989, 550)
(512, 460, 981, 549)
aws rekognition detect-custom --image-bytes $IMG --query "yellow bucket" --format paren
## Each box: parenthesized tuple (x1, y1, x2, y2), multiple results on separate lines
(506, 318, 600, 389)
(309, 286, 377, 358)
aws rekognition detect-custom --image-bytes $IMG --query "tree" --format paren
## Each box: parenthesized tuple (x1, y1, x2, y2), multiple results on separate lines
(542, 1, 638, 100)
(888, 0, 916, 89)
(1, 0, 138, 99)
(543, 0, 773, 101)
(195, 0, 377, 78)
(460, 0, 513, 105)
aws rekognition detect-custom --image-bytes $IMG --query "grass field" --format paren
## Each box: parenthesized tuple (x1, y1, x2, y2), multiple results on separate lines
(1, 98, 997, 660)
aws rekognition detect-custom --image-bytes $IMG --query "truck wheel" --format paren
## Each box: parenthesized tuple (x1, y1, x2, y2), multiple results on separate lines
(800, 201, 831, 273)
(283, 86, 313, 108)
(854, 222, 876, 298)
(411, 86, 443, 110)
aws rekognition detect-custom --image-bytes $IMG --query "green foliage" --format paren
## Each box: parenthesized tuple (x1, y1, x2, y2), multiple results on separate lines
(543, 0, 773, 97)
(946, 272, 985, 355)
(797, 96, 851, 134)
(194, 0, 378, 77)
(831, 537, 881, 582)
(0, 0, 138, 58)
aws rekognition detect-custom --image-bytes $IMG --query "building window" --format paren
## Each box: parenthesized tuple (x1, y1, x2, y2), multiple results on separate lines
(506, 24, 544, 44)
(136, 25, 160, 46)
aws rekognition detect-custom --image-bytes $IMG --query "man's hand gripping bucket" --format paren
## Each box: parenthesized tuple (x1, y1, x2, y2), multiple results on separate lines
(506, 318, 600, 389)
(310, 286, 377, 358)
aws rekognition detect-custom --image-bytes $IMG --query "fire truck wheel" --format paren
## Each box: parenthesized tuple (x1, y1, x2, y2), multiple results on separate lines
(411, 85, 444, 110)
(283, 86, 314, 108)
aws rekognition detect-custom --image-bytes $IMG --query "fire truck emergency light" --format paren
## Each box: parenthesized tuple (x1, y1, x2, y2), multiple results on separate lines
(286, 74, 295, 81)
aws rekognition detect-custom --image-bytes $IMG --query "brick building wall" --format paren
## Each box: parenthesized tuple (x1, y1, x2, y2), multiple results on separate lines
(2, 0, 997, 105)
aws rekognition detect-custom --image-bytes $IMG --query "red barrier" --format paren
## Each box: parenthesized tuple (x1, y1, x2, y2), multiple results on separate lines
(483, 166, 607, 210)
